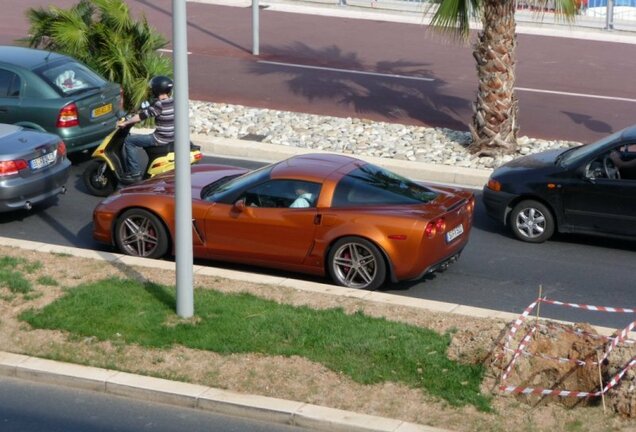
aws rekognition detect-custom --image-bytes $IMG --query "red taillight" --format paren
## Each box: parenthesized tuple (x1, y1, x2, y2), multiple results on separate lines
(0, 160, 28, 176)
(194, 152, 203, 161)
(58, 141, 67, 157)
(57, 103, 79, 128)
(425, 217, 446, 239)
(466, 196, 475, 214)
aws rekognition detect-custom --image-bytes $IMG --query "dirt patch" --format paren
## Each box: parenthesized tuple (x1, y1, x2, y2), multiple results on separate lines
(0, 245, 635, 432)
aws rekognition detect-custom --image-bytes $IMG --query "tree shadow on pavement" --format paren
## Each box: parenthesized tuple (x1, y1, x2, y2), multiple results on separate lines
(562, 111, 613, 135)
(250, 42, 470, 131)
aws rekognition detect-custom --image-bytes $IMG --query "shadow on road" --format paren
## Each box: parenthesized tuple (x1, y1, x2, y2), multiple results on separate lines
(562, 111, 613, 135)
(251, 42, 470, 131)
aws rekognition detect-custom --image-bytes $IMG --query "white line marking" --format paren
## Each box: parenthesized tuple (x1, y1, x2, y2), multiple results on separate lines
(257, 60, 435, 82)
(515, 87, 636, 103)
(158, 48, 193, 55)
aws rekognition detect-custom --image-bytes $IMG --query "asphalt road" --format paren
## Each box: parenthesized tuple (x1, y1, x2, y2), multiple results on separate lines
(0, 376, 304, 432)
(2, 0, 636, 144)
(0, 1, 634, 328)
(0, 156, 633, 329)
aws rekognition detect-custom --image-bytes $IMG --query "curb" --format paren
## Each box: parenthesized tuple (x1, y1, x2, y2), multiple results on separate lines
(133, 126, 493, 188)
(189, 133, 492, 188)
(0, 352, 446, 432)
(0, 236, 624, 432)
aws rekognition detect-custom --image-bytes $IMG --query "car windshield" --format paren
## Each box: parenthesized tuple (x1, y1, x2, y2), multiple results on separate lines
(332, 163, 438, 207)
(36, 59, 107, 96)
(203, 164, 274, 202)
(558, 130, 622, 167)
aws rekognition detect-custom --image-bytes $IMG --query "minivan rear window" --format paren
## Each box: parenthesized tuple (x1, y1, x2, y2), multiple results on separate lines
(36, 59, 106, 96)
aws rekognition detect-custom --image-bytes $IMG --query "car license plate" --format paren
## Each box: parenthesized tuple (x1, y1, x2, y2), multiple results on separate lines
(29, 151, 57, 170)
(92, 103, 112, 118)
(446, 224, 464, 243)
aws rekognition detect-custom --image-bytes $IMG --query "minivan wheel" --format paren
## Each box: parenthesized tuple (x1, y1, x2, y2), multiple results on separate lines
(509, 200, 555, 243)
(327, 236, 386, 290)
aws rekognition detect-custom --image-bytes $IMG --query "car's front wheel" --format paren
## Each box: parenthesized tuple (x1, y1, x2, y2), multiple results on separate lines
(114, 209, 169, 258)
(509, 200, 555, 243)
(327, 237, 386, 290)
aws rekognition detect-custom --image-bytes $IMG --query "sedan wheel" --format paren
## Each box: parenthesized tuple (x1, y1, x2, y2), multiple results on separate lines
(115, 209, 169, 258)
(510, 200, 555, 243)
(327, 237, 386, 290)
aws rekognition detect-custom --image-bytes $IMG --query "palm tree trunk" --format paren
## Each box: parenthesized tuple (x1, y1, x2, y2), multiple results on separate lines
(469, 0, 519, 156)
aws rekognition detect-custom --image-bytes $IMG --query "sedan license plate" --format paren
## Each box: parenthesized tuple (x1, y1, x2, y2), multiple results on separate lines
(92, 103, 112, 118)
(445, 224, 464, 243)
(29, 151, 57, 170)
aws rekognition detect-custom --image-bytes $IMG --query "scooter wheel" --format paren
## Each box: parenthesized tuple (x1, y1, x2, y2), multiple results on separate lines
(83, 160, 117, 197)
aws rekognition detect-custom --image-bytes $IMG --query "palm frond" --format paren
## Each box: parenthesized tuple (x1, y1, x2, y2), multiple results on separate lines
(427, 0, 481, 40)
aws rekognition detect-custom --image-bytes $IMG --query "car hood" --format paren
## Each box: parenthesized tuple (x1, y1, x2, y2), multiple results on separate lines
(493, 149, 564, 177)
(117, 164, 248, 198)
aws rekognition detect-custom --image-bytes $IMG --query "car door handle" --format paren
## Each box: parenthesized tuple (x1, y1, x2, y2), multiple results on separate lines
(313, 214, 322, 225)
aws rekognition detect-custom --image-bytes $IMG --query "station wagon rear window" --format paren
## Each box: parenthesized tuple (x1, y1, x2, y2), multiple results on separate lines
(36, 60, 106, 96)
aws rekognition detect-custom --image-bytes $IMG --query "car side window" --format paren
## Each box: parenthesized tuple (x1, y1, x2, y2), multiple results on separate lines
(242, 180, 320, 209)
(0, 69, 20, 98)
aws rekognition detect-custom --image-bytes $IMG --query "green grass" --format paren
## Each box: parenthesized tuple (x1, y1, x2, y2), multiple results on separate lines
(37, 276, 58, 286)
(20, 277, 491, 410)
(0, 256, 32, 293)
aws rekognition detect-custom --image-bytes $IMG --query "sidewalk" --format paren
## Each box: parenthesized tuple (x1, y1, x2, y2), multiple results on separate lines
(192, 0, 636, 44)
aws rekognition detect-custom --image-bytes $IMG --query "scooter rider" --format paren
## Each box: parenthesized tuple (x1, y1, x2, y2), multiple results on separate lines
(118, 75, 175, 184)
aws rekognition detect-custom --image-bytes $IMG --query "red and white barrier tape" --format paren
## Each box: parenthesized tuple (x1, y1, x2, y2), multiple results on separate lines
(499, 297, 636, 398)
(540, 298, 636, 313)
(536, 322, 636, 346)
(501, 326, 536, 382)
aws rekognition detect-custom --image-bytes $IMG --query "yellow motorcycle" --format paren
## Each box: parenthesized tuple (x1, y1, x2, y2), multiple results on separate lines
(82, 120, 202, 196)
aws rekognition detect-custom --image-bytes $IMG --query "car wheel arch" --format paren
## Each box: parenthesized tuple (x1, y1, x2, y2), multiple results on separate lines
(324, 234, 396, 284)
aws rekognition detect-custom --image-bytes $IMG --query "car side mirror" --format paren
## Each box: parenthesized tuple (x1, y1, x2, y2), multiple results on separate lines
(232, 198, 246, 211)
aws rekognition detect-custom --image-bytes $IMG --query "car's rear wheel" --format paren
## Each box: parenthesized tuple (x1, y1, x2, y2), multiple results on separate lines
(115, 209, 169, 258)
(327, 237, 386, 290)
(83, 160, 116, 197)
(509, 200, 555, 243)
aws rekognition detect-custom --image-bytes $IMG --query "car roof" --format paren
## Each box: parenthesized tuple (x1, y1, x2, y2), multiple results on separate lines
(620, 124, 636, 141)
(270, 153, 360, 183)
(0, 45, 68, 70)
(0, 123, 21, 139)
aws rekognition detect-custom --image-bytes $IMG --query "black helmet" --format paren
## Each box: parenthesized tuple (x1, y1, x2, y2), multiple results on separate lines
(149, 75, 173, 97)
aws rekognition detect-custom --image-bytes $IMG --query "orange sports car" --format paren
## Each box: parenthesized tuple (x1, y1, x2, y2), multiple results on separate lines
(93, 153, 475, 290)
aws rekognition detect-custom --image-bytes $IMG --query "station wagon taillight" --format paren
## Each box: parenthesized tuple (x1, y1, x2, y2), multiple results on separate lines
(0, 160, 28, 176)
(57, 103, 79, 128)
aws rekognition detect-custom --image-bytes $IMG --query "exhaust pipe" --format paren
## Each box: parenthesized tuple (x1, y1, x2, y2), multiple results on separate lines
(24, 201, 32, 211)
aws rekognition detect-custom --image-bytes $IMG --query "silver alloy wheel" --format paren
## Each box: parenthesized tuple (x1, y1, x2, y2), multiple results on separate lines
(331, 241, 378, 289)
(118, 214, 161, 257)
(514, 207, 546, 240)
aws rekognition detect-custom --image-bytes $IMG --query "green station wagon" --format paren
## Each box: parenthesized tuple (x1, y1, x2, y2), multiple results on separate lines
(0, 46, 123, 154)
